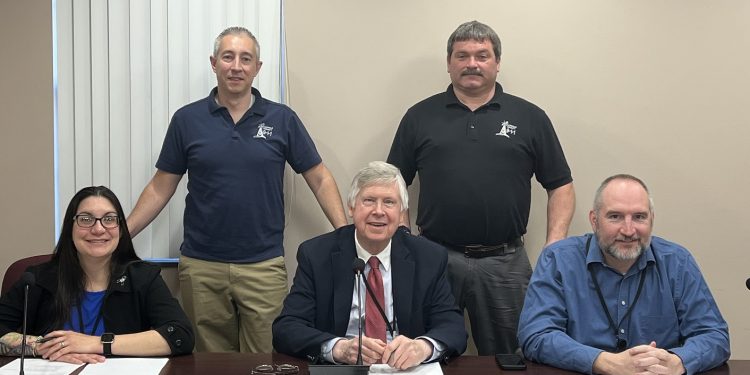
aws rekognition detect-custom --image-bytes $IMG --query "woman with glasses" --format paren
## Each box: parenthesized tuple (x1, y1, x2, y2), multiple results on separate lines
(0, 186, 194, 364)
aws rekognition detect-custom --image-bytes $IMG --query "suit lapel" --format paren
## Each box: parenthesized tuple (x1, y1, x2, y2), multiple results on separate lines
(391, 232, 415, 336)
(332, 226, 357, 336)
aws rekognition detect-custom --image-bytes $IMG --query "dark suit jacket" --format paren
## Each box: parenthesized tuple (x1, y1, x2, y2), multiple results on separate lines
(272, 225, 467, 362)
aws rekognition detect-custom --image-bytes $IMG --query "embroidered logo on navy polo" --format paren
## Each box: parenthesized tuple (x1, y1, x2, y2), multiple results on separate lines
(495, 121, 517, 138)
(253, 123, 273, 139)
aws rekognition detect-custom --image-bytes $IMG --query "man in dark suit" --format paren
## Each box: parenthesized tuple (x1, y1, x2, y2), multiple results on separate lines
(273, 161, 467, 370)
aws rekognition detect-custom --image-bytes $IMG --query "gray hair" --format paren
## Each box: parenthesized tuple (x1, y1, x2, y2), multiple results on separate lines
(447, 20, 502, 60)
(347, 161, 409, 212)
(213, 26, 259, 57)
(593, 174, 654, 213)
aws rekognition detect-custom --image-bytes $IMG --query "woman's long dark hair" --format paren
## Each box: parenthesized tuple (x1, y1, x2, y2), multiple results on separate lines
(50, 186, 141, 329)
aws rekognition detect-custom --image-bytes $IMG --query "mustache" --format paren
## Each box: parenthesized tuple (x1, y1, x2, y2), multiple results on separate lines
(616, 235, 640, 242)
(461, 69, 483, 76)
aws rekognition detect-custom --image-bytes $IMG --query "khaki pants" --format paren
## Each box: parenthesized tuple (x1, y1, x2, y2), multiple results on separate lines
(178, 255, 287, 353)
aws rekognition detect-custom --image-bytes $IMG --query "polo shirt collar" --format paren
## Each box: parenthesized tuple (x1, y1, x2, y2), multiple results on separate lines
(208, 86, 267, 117)
(444, 82, 504, 109)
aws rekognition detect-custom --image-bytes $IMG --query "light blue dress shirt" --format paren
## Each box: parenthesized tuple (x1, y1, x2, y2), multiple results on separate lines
(518, 234, 729, 375)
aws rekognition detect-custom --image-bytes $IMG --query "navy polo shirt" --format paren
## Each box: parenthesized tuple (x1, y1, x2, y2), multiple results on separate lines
(156, 87, 321, 263)
(387, 83, 572, 246)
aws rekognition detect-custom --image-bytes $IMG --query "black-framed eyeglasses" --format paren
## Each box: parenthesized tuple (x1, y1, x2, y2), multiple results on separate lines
(251, 363, 299, 374)
(73, 214, 120, 229)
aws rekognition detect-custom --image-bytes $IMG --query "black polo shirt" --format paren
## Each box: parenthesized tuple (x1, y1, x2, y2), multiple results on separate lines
(387, 83, 572, 246)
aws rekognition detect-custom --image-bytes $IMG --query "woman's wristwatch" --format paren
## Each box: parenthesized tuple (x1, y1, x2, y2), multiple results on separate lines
(100, 333, 115, 356)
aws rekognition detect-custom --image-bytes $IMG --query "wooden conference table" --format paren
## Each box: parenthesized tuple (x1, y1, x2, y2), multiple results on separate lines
(158, 353, 747, 374)
(2, 353, 748, 374)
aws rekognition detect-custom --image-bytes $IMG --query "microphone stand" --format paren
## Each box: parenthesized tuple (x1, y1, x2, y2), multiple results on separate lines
(355, 270, 363, 365)
(308, 261, 369, 375)
(19, 284, 29, 375)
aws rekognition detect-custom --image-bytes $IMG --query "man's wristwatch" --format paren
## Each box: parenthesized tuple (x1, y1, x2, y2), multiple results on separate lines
(100, 333, 115, 356)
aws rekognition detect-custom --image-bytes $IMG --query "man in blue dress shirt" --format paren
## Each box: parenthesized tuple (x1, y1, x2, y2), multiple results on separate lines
(518, 174, 729, 375)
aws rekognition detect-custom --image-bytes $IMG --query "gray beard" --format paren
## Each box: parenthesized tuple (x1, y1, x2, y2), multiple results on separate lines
(603, 243, 644, 261)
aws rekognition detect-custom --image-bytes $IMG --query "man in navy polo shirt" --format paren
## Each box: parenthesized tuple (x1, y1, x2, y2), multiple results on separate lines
(387, 20, 575, 355)
(127, 26, 347, 353)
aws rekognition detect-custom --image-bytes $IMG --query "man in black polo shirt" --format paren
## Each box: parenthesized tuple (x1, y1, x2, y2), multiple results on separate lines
(387, 20, 575, 355)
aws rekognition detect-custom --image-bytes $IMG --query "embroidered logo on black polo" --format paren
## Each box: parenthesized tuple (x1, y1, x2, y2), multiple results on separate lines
(253, 123, 274, 139)
(495, 121, 517, 138)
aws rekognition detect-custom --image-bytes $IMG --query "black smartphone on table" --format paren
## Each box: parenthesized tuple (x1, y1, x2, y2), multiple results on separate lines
(495, 354, 526, 370)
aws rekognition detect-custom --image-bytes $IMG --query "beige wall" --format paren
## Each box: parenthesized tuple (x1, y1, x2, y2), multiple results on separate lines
(0, 1, 55, 274)
(1, 0, 748, 361)
(284, 0, 750, 359)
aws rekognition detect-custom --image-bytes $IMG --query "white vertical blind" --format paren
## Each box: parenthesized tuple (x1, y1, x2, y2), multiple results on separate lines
(55, 0, 283, 259)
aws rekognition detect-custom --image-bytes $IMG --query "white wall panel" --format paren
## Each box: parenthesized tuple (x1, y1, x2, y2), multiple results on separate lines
(129, 0, 151, 213)
(107, 0, 131, 201)
(56, 0, 75, 216)
(71, 0, 92, 187)
(90, 0, 110, 187)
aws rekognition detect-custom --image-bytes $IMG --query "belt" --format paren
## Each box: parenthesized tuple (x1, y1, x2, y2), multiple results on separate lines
(427, 236, 524, 258)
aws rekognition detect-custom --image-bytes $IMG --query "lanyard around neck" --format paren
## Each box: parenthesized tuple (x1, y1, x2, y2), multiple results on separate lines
(585, 235, 649, 351)
(75, 296, 105, 336)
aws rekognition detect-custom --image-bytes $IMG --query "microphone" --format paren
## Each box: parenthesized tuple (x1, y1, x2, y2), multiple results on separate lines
(359, 263, 395, 338)
(352, 258, 365, 366)
(20, 272, 35, 375)
(352, 258, 366, 274)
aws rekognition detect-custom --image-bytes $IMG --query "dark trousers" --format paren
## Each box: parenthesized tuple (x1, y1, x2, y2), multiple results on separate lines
(445, 244, 532, 355)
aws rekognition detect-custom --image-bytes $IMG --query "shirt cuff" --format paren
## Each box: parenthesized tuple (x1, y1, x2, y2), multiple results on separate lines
(416, 336, 445, 363)
(321, 338, 345, 364)
(667, 348, 693, 375)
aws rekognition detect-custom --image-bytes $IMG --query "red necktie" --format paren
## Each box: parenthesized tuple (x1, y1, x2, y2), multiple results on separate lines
(365, 256, 387, 343)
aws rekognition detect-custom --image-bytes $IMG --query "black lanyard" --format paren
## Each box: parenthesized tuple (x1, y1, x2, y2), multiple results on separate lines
(585, 235, 649, 352)
(74, 296, 105, 336)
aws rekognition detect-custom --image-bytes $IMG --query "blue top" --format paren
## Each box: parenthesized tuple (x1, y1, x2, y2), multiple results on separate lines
(518, 234, 730, 375)
(156, 87, 322, 263)
(64, 290, 105, 336)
